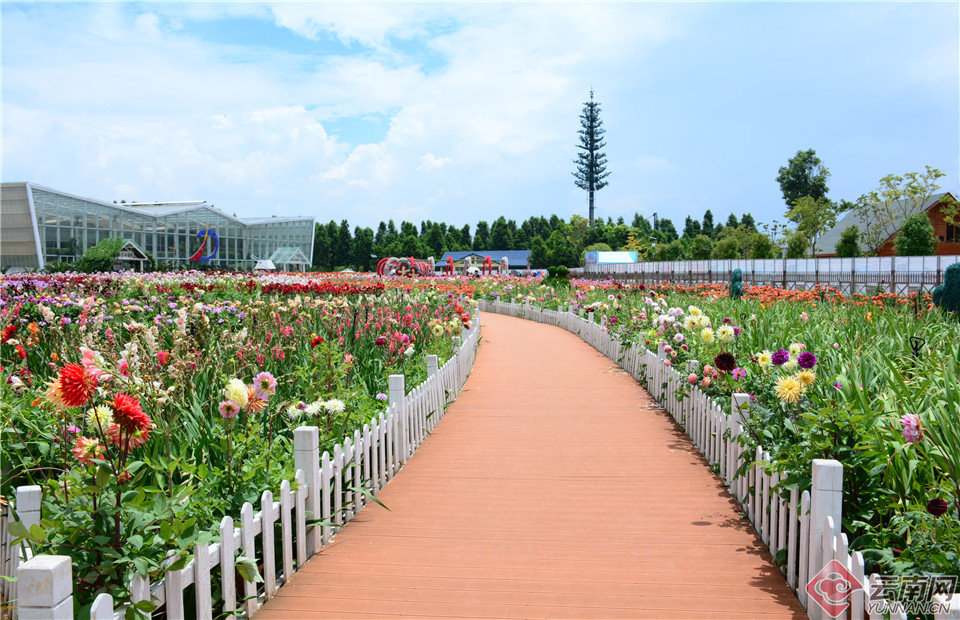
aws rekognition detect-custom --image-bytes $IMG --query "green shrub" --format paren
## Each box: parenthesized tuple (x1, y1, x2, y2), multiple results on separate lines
(76, 238, 126, 273)
(932, 262, 960, 314)
(895, 213, 936, 256)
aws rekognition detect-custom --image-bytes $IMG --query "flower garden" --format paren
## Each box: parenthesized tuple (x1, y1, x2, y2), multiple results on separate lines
(2, 270, 959, 615)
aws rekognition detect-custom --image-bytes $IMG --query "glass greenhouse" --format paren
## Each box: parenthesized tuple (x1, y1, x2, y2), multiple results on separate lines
(1, 183, 315, 271)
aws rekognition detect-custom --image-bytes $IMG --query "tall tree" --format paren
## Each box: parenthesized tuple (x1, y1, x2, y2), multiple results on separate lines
(353, 226, 375, 271)
(854, 166, 958, 254)
(312, 223, 332, 270)
(776, 149, 830, 207)
(489, 216, 514, 250)
(459, 224, 472, 249)
(335, 220, 353, 268)
(572, 90, 611, 224)
(474, 221, 490, 250)
(786, 196, 845, 257)
(834, 225, 862, 258)
(740, 213, 756, 231)
(702, 210, 715, 238)
(726, 214, 739, 229)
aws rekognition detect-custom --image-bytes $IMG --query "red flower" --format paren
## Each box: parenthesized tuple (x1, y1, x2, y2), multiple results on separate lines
(15, 345, 26, 360)
(111, 393, 151, 435)
(157, 351, 169, 365)
(58, 363, 96, 407)
(311, 336, 324, 347)
(1, 325, 16, 343)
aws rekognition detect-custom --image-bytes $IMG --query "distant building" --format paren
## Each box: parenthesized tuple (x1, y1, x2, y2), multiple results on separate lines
(1, 182, 315, 271)
(815, 192, 958, 257)
(438, 250, 532, 274)
(585, 250, 638, 265)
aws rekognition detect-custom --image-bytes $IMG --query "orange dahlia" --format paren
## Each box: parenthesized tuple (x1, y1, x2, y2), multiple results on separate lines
(110, 393, 151, 435)
(57, 363, 96, 408)
(107, 423, 152, 449)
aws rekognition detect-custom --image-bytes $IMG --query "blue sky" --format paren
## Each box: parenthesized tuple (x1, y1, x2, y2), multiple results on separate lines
(2, 2, 958, 233)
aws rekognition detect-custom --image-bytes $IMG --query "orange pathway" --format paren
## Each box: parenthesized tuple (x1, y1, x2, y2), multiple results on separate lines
(257, 312, 805, 619)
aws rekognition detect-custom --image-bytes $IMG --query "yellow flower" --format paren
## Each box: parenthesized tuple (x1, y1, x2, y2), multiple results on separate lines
(683, 316, 698, 330)
(757, 350, 772, 368)
(701, 327, 715, 344)
(688, 305, 703, 317)
(775, 376, 805, 403)
(789, 342, 805, 357)
(783, 359, 798, 372)
(87, 405, 114, 429)
(224, 379, 249, 409)
(866, 312, 873, 323)
(796, 370, 816, 386)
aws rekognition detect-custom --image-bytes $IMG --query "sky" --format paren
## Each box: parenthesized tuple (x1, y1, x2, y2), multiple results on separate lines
(2, 2, 958, 234)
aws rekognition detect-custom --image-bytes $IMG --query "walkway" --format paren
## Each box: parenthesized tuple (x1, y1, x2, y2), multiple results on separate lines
(257, 312, 805, 618)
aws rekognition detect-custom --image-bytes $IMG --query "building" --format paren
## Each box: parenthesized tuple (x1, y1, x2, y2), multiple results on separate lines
(438, 250, 532, 274)
(815, 192, 959, 257)
(1, 182, 315, 271)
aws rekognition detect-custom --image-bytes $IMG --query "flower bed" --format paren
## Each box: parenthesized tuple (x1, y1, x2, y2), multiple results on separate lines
(0, 271, 477, 613)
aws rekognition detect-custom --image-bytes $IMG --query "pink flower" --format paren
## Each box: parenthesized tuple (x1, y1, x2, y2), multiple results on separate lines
(701, 377, 711, 388)
(731, 368, 746, 380)
(157, 351, 169, 365)
(900, 414, 922, 444)
(800, 312, 809, 322)
(703, 365, 713, 376)
(219, 400, 241, 419)
(253, 371, 277, 401)
(117, 359, 131, 377)
(688, 373, 698, 385)
(664, 359, 672, 367)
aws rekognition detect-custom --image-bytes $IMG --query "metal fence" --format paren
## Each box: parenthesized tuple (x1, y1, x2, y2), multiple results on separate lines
(582, 256, 960, 295)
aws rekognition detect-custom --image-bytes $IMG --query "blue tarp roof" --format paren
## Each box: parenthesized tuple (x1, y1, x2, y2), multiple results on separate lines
(439, 250, 531, 266)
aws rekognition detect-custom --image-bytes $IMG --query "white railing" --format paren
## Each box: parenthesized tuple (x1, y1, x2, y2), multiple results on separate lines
(479, 298, 960, 620)
(10, 318, 481, 619)
(582, 255, 960, 295)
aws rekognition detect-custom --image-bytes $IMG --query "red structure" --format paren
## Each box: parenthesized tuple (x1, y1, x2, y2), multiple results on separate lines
(376, 257, 434, 277)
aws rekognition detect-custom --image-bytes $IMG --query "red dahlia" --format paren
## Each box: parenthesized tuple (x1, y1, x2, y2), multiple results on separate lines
(1, 324, 16, 343)
(111, 393, 151, 435)
(58, 363, 96, 408)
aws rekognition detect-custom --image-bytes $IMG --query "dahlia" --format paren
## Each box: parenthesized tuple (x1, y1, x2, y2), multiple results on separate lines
(757, 350, 773, 368)
(927, 498, 949, 517)
(72, 436, 104, 466)
(324, 399, 346, 414)
(86, 405, 114, 430)
(107, 422, 152, 449)
(253, 371, 277, 401)
(716, 325, 735, 344)
(797, 352, 817, 369)
(714, 352, 737, 373)
(771, 350, 790, 366)
(57, 363, 96, 408)
(775, 376, 805, 404)
(111, 393, 151, 435)
(218, 400, 241, 419)
(44, 379, 69, 407)
(245, 387, 267, 414)
(796, 370, 817, 387)
(701, 328, 715, 344)
(224, 379, 249, 409)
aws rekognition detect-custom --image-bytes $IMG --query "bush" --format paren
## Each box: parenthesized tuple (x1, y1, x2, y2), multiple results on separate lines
(932, 262, 960, 314)
(835, 225, 862, 258)
(75, 238, 126, 273)
(895, 213, 936, 256)
(730, 268, 744, 299)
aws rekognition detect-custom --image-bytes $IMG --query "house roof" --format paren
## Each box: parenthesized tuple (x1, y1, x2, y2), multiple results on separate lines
(815, 192, 950, 255)
(440, 250, 532, 266)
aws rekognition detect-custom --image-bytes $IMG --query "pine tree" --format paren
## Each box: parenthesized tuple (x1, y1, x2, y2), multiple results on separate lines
(572, 90, 610, 224)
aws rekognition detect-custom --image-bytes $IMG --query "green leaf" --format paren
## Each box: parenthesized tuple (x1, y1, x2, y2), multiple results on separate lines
(128, 535, 143, 550)
(235, 556, 263, 583)
(134, 600, 158, 613)
(95, 464, 112, 489)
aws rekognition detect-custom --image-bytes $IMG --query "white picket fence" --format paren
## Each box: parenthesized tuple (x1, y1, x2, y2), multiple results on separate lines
(479, 298, 960, 620)
(8, 319, 481, 619)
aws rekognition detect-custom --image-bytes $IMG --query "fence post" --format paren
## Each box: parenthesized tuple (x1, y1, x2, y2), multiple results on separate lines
(809, 459, 843, 611)
(729, 394, 751, 486)
(17, 555, 73, 619)
(293, 426, 321, 555)
(16, 485, 42, 529)
(389, 374, 407, 464)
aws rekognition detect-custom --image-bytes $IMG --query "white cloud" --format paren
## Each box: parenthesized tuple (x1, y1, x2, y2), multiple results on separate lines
(418, 153, 450, 171)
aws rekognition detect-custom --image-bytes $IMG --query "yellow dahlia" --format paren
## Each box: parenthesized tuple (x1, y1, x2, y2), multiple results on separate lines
(775, 376, 805, 404)
(796, 370, 816, 387)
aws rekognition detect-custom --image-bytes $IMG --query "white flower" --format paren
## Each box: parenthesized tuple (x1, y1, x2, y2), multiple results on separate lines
(716, 325, 735, 343)
(673, 332, 685, 343)
(224, 379, 249, 408)
(305, 401, 323, 415)
(324, 399, 346, 414)
(697, 315, 711, 329)
(683, 316, 698, 330)
(688, 305, 702, 317)
(404, 346, 415, 357)
(287, 404, 303, 419)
